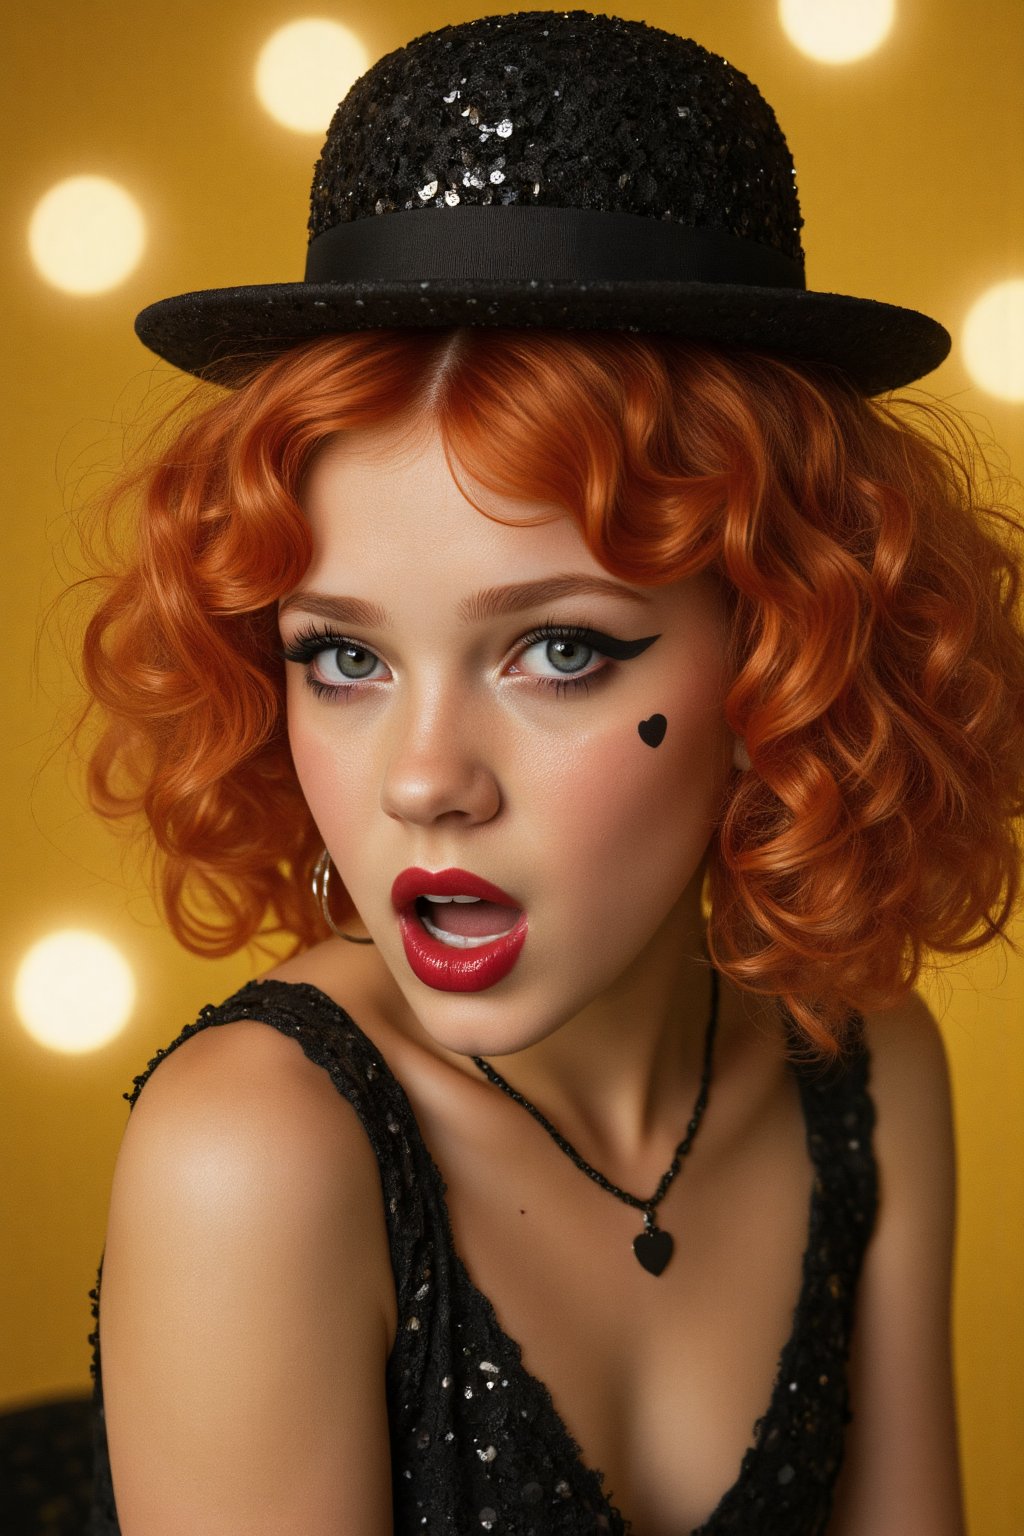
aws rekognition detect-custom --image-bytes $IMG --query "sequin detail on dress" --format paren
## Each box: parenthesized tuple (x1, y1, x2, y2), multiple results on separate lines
(86, 979, 876, 1535)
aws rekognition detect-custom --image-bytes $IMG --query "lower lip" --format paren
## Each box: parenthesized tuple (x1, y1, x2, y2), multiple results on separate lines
(397, 906, 528, 992)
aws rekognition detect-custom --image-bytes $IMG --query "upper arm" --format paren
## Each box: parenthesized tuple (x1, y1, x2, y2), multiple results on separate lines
(99, 1020, 396, 1536)
(827, 993, 964, 1536)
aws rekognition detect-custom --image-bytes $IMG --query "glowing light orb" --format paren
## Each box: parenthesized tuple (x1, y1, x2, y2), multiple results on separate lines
(779, 0, 895, 63)
(255, 19, 369, 133)
(962, 280, 1024, 402)
(28, 176, 146, 295)
(14, 930, 135, 1054)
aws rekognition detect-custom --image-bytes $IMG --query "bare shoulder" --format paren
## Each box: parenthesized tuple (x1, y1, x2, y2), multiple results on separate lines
(100, 1017, 396, 1535)
(856, 990, 957, 1283)
(858, 992, 956, 1199)
(826, 991, 963, 1536)
(118, 1017, 390, 1224)
(860, 989, 951, 1088)
(129, 1012, 357, 1127)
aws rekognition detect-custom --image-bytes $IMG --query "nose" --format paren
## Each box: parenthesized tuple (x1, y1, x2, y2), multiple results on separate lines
(379, 685, 502, 828)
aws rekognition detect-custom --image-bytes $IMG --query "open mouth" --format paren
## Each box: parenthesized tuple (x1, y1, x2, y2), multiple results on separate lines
(391, 867, 528, 992)
(414, 894, 521, 949)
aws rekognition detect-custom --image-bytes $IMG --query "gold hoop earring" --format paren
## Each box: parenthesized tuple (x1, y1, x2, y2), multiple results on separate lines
(312, 847, 374, 944)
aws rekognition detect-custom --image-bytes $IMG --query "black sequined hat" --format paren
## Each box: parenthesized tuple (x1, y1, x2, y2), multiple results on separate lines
(135, 9, 950, 394)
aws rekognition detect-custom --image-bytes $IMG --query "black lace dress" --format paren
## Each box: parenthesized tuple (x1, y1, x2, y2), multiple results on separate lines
(87, 979, 877, 1535)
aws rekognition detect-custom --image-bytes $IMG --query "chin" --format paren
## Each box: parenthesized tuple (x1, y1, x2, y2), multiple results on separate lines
(396, 960, 608, 1061)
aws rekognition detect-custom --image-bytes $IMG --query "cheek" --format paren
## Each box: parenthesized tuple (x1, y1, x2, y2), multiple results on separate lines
(286, 690, 367, 841)
(527, 697, 729, 899)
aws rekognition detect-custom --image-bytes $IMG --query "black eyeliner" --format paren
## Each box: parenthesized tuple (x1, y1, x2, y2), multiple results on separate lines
(521, 623, 661, 660)
(592, 630, 660, 660)
(282, 623, 662, 665)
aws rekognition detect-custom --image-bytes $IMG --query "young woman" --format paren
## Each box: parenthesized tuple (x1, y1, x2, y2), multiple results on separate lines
(82, 12, 1024, 1535)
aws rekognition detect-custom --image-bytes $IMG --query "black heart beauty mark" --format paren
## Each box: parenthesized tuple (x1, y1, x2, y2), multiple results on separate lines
(637, 713, 667, 748)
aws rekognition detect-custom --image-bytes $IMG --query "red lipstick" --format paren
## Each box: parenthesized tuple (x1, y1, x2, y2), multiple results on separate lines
(391, 867, 527, 992)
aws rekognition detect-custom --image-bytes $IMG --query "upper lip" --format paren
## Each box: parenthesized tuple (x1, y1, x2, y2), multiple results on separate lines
(391, 867, 522, 912)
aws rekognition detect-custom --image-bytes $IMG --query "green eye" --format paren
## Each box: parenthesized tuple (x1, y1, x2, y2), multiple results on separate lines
(279, 628, 388, 697)
(540, 638, 595, 675)
(328, 644, 378, 680)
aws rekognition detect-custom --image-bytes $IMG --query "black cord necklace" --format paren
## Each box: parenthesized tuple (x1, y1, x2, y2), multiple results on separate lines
(471, 968, 719, 1276)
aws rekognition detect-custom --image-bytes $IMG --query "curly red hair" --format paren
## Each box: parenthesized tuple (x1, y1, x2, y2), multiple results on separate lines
(74, 329, 1024, 1054)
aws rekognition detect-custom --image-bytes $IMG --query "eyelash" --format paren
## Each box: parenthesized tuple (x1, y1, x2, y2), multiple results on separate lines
(278, 621, 620, 703)
(278, 625, 371, 701)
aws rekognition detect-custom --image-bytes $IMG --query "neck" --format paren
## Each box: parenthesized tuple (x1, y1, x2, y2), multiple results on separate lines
(468, 891, 720, 1165)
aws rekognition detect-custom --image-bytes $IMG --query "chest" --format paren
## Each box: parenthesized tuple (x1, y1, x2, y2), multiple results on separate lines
(399, 1060, 815, 1536)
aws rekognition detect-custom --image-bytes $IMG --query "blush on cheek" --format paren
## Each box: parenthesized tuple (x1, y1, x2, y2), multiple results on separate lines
(545, 743, 715, 985)
(596, 718, 724, 872)
(287, 715, 359, 848)
(556, 728, 662, 841)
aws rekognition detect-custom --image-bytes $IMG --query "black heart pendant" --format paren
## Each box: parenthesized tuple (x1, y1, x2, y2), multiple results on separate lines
(633, 1226, 673, 1275)
(637, 713, 667, 748)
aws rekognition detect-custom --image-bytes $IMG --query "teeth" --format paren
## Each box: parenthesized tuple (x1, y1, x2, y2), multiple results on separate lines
(423, 893, 481, 903)
(419, 909, 514, 949)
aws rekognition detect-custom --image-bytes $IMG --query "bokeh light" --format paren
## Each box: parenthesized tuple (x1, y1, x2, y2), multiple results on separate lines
(255, 18, 369, 133)
(14, 930, 135, 1054)
(779, 0, 895, 63)
(962, 280, 1024, 402)
(28, 175, 146, 295)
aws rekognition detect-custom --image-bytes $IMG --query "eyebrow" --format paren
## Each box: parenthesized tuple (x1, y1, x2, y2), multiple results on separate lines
(278, 575, 653, 627)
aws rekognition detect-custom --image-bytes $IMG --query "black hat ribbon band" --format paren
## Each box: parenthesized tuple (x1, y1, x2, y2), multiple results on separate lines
(304, 204, 806, 289)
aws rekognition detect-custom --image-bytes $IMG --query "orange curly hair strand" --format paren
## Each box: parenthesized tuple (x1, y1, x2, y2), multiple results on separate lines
(74, 330, 1024, 1055)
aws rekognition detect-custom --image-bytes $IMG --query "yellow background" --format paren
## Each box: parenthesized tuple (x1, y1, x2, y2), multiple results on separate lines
(2, 2, 1022, 1533)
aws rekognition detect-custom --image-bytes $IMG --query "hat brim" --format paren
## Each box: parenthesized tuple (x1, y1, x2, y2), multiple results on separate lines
(134, 278, 950, 395)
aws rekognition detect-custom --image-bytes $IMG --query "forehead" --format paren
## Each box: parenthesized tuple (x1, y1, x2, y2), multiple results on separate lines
(299, 416, 608, 582)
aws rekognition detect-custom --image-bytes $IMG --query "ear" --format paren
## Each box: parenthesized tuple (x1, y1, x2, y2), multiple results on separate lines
(733, 736, 751, 772)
